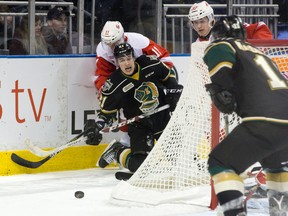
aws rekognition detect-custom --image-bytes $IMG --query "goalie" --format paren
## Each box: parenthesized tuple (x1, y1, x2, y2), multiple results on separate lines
(84, 42, 182, 173)
(204, 15, 288, 215)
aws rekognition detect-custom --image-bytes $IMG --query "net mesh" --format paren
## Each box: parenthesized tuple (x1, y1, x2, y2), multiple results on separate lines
(111, 41, 212, 206)
(110, 40, 288, 206)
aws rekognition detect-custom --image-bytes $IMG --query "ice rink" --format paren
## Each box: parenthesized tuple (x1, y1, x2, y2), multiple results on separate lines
(0, 168, 269, 216)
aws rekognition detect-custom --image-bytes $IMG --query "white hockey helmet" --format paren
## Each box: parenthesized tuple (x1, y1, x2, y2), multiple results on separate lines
(188, 1, 214, 25)
(101, 21, 124, 45)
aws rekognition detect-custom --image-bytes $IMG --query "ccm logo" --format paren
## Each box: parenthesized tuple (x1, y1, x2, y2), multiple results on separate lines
(166, 89, 183, 93)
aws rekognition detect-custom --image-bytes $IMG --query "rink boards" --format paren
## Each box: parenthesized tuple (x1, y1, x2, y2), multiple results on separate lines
(0, 55, 190, 175)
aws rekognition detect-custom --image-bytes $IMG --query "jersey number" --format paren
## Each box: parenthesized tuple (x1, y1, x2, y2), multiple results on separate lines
(255, 55, 288, 89)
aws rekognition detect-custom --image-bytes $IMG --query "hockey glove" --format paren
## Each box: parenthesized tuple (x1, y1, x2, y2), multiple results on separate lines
(205, 83, 237, 114)
(83, 119, 104, 145)
(165, 85, 183, 112)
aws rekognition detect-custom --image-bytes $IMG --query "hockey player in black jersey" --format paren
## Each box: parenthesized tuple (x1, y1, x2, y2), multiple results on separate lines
(84, 42, 183, 174)
(204, 15, 288, 216)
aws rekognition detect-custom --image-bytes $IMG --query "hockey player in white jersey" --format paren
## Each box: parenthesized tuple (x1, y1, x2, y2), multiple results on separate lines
(188, 1, 215, 42)
(188, 1, 273, 42)
(94, 21, 175, 90)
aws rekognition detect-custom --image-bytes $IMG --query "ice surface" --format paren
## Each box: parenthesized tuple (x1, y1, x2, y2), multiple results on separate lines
(0, 168, 268, 216)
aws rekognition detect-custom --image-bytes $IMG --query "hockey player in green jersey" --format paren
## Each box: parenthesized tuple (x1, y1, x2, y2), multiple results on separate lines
(84, 42, 182, 174)
(204, 15, 288, 216)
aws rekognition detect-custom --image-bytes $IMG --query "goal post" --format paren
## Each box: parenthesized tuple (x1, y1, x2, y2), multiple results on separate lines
(109, 39, 288, 208)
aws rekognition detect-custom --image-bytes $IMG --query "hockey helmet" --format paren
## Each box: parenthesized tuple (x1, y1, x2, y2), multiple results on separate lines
(211, 15, 246, 40)
(114, 42, 134, 59)
(188, 1, 214, 25)
(101, 21, 124, 45)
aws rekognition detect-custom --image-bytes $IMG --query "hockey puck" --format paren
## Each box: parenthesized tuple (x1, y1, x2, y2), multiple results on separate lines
(74, 191, 84, 199)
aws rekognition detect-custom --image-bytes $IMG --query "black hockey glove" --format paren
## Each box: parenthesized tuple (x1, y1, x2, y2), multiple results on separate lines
(205, 83, 237, 114)
(165, 85, 183, 112)
(83, 119, 104, 145)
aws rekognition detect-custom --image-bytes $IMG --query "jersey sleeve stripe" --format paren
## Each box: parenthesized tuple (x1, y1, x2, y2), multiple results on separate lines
(205, 41, 236, 55)
(209, 62, 233, 77)
(100, 108, 118, 115)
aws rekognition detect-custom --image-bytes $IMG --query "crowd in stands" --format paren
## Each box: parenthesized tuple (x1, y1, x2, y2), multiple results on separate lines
(0, 1, 287, 55)
(8, 15, 48, 55)
(0, 5, 72, 55)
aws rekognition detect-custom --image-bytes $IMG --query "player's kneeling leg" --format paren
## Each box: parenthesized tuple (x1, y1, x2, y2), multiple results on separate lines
(126, 153, 147, 173)
(124, 121, 154, 172)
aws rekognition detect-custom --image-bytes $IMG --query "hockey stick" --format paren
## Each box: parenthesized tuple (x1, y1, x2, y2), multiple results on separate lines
(25, 136, 87, 157)
(100, 104, 170, 133)
(11, 104, 170, 168)
(11, 131, 85, 169)
(25, 104, 170, 157)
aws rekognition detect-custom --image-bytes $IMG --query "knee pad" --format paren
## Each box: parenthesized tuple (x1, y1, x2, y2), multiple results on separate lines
(128, 124, 154, 152)
(127, 153, 147, 173)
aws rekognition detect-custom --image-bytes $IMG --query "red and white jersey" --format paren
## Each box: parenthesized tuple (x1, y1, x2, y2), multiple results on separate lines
(244, 22, 273, 40)
(194, 21, 273, 43)
(94, 32, 173, 90)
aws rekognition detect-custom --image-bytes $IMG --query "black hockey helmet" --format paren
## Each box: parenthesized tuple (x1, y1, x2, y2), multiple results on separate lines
(113, 42, 134, 59)
(211, 15, 246, 40)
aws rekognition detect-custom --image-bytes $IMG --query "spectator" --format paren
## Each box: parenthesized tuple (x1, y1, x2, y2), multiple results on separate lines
(42, 6, 72, 54)
(0, 5, 13, 50)
(9, 16, 48, 55)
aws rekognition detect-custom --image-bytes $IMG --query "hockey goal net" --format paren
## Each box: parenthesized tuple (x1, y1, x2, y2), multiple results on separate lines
(110, 39, 288, 208)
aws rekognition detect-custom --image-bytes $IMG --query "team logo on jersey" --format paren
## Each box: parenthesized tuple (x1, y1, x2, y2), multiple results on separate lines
(123, 82, 134, 92)
(134, 82, 159, 113)
(102, 79, 113, 92)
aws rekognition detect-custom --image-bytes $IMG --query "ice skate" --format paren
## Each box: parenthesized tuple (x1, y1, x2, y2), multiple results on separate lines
(97, 140, 126, 168)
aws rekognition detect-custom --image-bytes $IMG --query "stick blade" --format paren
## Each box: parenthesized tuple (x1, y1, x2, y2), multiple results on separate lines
(11, 153, 49, 169)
